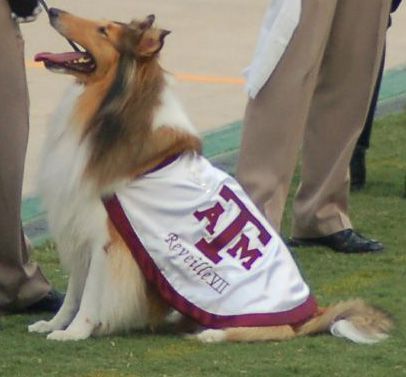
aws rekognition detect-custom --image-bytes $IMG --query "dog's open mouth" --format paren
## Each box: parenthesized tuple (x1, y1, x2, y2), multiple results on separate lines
(35, 50, 96, 74)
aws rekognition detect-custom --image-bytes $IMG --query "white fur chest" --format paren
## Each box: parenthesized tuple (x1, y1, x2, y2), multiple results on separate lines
(38, 84, 108, 265)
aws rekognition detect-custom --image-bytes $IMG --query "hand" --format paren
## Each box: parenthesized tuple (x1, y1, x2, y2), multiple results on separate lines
(391, 0, 402, 13)
(8, 0, 42, 23)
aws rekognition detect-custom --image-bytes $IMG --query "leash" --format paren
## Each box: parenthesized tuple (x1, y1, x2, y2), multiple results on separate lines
(38, 0, 81, 52)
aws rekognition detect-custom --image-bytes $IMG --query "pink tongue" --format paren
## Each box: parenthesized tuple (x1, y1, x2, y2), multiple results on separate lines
(35, 51, 85, 63)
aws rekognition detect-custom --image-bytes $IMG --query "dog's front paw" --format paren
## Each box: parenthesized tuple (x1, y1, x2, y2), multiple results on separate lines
(194, 329, 226, 343)
(46, 328, 91, 341)
(28, 320, 57, 334)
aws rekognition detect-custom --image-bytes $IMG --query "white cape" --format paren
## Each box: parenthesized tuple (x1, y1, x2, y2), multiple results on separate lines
(104, 153, 316, 328)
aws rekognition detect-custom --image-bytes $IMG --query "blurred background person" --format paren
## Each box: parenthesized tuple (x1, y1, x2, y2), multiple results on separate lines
(350, 0, 403, 191)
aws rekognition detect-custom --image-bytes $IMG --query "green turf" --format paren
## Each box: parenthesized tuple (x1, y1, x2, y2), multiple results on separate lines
(1, 112, 406, 377)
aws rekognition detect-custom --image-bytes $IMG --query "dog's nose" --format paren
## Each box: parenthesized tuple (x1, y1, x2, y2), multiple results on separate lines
(48, 7, 62, 19)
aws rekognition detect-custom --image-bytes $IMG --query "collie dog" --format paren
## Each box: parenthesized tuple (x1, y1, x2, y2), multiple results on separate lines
(29, 8, 392, 343)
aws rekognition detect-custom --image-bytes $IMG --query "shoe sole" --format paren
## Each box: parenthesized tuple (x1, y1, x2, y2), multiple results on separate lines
(287, 239, 384, 254)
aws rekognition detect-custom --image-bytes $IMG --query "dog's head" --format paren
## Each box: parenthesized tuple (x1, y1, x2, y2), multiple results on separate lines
(35, 8, 170, 83)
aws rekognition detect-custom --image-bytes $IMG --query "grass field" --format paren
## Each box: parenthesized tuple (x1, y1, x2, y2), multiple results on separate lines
(1, 112, 405, 377)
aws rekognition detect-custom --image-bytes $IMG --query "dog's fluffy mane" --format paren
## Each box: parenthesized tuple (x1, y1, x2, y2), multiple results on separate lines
(77, 21, 201, 187)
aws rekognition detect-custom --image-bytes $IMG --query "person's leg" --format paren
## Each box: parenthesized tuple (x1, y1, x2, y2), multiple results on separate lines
(292, 0, 391, 238)
(236, 0, 337, 232)
(341, 0, 398, 191)
(0, 0, 51, 311)
(356, 51, 385, 152)
(350, 44, 386, 191)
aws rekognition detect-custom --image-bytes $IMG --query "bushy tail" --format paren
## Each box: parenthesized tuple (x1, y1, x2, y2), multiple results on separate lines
(297, 299, 393, 344)
(194, 299, 393, 344)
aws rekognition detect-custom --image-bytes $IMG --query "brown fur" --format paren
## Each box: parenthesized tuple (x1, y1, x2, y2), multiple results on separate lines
(84, 59, 201, 186)
(51, 11, 124, 84)
(296, 299, 393, 337)
(145, 284, 171, 330)
(219, 299, 393, 342)
(224, 325, 296, 342)
(106, 220, 170, 330)
(51, 10, 201, 187)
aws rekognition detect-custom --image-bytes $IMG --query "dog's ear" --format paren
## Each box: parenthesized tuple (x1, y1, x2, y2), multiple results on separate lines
(136, 28, 171, 57)
(129, 14, 155, 31)
(140, 14, 155, 30)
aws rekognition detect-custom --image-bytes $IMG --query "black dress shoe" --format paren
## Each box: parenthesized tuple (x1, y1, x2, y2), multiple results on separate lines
(287, 229, 384, 253)
(24, 289, 64, 313)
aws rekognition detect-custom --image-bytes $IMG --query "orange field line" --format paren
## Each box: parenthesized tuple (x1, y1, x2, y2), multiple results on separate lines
(175, 73, 244, 85)
(25, 61, 245, 85)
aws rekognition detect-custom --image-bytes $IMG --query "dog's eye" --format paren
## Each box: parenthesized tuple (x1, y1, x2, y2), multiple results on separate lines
(98, 26, 108, 37)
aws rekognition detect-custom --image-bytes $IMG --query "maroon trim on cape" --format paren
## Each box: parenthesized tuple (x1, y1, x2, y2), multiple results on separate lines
(103, 194, 318, 328)
(144, 154, 182, 175)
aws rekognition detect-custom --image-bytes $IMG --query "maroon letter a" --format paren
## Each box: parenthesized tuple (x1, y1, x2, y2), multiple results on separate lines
(194, 185, 271, 268)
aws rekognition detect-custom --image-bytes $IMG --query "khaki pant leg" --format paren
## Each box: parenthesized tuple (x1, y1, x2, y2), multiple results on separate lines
(0, 0, 50, 310)
(292, 0, 391, 237)
(236, 0, 338, 232)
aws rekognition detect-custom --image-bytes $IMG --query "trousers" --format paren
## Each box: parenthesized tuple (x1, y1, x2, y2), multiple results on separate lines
(0, 0, 50, 310)
(237, 0, 391, 237)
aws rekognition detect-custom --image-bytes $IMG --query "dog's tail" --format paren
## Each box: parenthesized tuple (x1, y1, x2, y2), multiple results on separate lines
(194, 299, 393, 344)
(296, 298, 393, 344)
